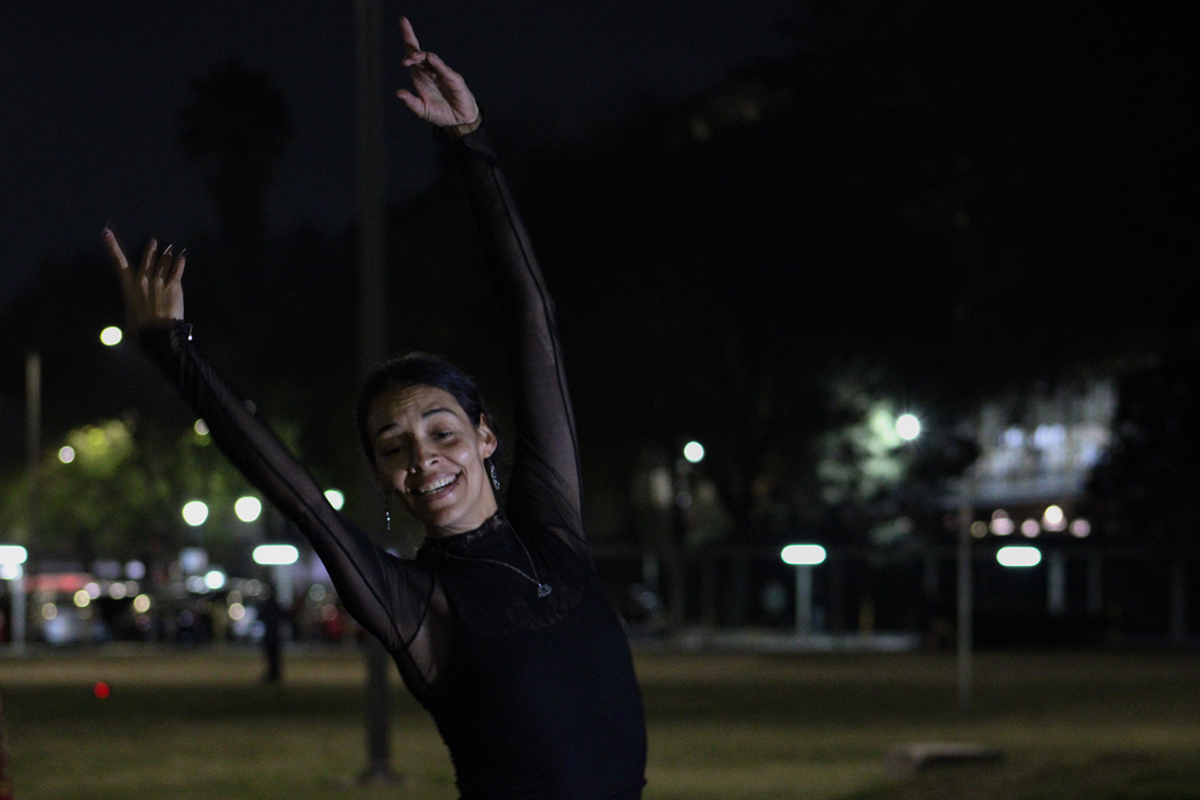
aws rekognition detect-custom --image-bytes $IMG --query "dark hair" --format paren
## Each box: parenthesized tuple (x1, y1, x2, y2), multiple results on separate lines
(355, 352, 498, 468)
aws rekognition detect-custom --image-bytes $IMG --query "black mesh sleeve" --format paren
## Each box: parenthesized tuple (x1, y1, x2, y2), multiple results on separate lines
(443, 128, 588, 550)
(139, 322, 435, 654)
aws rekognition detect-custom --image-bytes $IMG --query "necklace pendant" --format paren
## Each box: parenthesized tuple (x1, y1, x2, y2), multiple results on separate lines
(537, 583, 552, 598)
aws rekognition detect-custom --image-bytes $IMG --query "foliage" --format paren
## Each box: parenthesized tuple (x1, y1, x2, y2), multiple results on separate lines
(0, 415, 257, 567)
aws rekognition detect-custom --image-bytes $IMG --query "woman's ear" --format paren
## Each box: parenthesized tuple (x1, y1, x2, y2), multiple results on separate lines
(477, 416, 498, 460)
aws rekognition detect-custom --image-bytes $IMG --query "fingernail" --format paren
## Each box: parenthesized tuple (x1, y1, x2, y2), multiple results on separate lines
(101, 225, 112, 238)
(178, 248, 187, 258)
(163, 244, 173, 255)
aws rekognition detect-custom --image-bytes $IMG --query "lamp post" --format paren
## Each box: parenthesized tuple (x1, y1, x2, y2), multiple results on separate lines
(0, 546, 27, 652)
(252, 544, 299, 608)
(781, 544, 826, 636)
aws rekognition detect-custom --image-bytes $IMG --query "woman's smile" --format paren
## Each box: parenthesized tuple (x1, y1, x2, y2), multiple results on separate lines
(367, 383, 497, 536)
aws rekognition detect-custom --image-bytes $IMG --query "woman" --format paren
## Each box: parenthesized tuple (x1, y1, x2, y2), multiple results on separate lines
(104, 18, 647, 800)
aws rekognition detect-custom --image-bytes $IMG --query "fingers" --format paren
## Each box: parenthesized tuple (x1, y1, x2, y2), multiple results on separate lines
(424, 52, 458, 83)
(395, 88, 426, 116)
(139, 238, 158, 281)
(102, 227, 129, 271)
(166, 251, 186, 285)
(400, 16, 421, 57)
(154, 245, 175, 282)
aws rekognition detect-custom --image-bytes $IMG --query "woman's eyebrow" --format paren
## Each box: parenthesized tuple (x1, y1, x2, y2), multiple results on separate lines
(373, 421, 400, 438)
(374, 407, 454, 438)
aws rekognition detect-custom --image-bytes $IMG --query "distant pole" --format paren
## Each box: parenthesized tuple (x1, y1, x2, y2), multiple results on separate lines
(794, 565, 813, 636)
(19, 353, 40, 652)
(956, 496, 974, 713)
(355, 0, 396, 785)
(25, 354, 40, 476)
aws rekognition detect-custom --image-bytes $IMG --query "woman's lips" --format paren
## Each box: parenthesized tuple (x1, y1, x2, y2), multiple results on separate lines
(414, 472, 461, 499)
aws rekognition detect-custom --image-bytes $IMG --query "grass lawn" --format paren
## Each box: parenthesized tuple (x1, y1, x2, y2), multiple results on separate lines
(2, 646, 1199, 799)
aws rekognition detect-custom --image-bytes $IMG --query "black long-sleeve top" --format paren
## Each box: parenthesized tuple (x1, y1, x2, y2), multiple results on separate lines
(141, 127, 647, 800)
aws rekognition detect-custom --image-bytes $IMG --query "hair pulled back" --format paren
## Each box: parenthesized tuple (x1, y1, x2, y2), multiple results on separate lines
(355, 352, 498, 469)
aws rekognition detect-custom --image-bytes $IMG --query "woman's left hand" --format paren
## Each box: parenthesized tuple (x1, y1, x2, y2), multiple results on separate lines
(395, 16, 480, 129)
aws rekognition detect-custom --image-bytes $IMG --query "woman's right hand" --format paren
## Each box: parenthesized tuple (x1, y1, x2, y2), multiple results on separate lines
(103, 227, 186, 333)
(395, 16, 480, 131)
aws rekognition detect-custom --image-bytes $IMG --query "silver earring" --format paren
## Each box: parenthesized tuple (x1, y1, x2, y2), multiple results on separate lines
(489, 461, 500, 491)
(385, 507, 391, 531)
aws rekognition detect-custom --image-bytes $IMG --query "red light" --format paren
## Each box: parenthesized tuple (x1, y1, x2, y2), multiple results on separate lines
(94, 682, 110, 699)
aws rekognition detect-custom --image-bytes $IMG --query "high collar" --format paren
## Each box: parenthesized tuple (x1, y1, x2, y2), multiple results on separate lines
(420, 510, 509, 557)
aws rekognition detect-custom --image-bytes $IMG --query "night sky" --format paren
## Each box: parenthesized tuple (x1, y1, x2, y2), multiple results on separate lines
(0, 0, 794, 309)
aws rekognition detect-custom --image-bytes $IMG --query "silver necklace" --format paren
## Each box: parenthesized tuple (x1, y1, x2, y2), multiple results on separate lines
(434, 529, 552, 598)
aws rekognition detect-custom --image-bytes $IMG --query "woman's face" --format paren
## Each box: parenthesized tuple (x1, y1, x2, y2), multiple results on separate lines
(367, 383, 498, 537)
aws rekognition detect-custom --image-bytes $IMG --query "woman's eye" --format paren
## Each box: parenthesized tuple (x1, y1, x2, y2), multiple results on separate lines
(432, 430, 452, 440)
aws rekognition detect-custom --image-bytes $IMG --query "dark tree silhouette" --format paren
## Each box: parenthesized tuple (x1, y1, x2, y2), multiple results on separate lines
(178, 62, 290, 269)
(1088, 333, 1200, 550)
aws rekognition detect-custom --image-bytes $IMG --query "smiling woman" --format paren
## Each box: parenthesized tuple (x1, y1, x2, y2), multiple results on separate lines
(102, 15, 645, 800)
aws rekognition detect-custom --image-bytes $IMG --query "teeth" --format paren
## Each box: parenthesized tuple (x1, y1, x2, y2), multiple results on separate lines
(418, 475, 456, 495)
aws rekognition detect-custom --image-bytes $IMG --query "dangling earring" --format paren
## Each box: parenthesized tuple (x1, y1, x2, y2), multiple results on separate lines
(385, 507, 391, 531)
(489, 461, 500, 491)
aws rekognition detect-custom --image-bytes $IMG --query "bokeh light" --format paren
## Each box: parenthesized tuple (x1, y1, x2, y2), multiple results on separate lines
(324, 489, 345, 510)
(182, 500, 209, 526)
(235, 496, 263, 522)
(682, 441, 705, 463)
(781, 544, 827, 566)
(997, 546, 1042, 567)
(253, 544, 299, 565)
(99, 326, 123, 346)
(58, 445, 76, 463)
(896, 414, 921, 441)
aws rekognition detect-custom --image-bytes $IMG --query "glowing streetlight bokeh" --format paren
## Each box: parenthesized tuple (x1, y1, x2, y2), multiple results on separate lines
(100, 326, 123, 346)
(780, 543, 826, 636)
(253, 544, 299, 565)
(896, 414, 921, 441)
(1042, 504, 1067, 531)
(0, 545, 28, 565)
(234, 496, 263, 522)
(204, 569, 227, 590)
(324, 489, 345, 510)
(682, 442, 705, 464)
(58, 445, 76, 463)
(997, 546, 1042, 567)
(781, 544, 827, 566)
(182, 500, 209, 526)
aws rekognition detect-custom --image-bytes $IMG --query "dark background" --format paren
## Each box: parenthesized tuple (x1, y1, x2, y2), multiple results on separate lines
(1, 1, 1197, 590)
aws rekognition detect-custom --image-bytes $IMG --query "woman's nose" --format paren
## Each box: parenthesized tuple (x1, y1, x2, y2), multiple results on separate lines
(413, 438, 440, 468)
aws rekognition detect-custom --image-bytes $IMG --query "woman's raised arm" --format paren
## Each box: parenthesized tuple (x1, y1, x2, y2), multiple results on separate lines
(102, 228, 432, 654)
(394, 21, 587, 547)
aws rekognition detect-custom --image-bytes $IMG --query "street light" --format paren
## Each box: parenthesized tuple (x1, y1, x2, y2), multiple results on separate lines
(682, 441, 705, 464)
(234, 496, 263, 523)
(0, 545, 28, 651)
(99, 326, 123, 346)
(997, 546, 1041, 568)
(324, 489, 345, 510)
(781, 544, 826, 636)
(182, 500, 209, 526)
(896, 413, 921, 441)
(253, 544, 300, 608)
